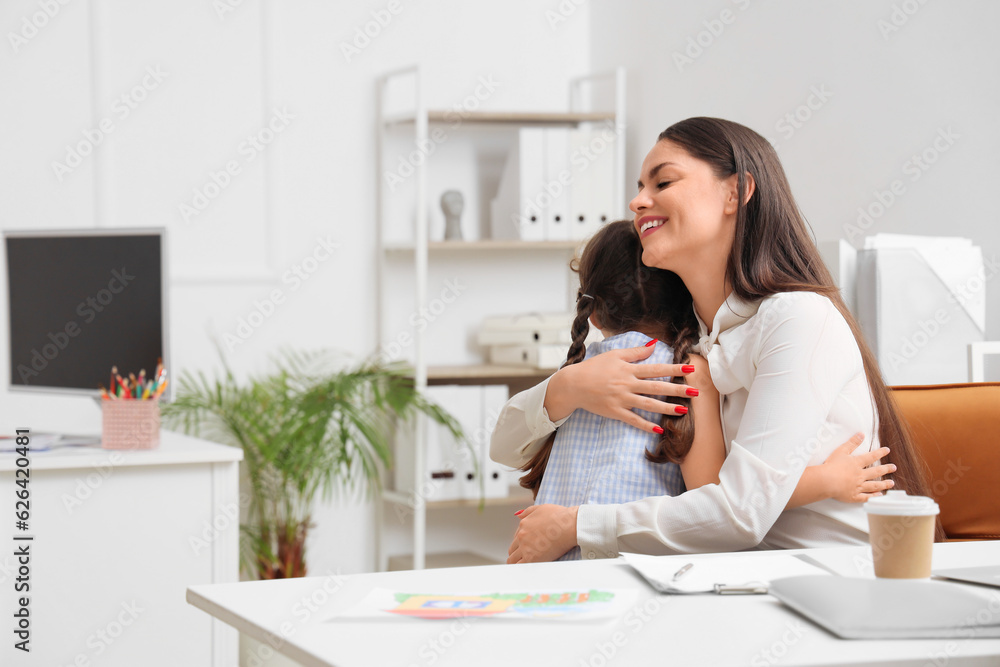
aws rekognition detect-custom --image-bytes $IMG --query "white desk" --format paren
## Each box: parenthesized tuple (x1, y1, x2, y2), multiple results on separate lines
(1, 430, 242, 667)
(187, 541, 1000, 667)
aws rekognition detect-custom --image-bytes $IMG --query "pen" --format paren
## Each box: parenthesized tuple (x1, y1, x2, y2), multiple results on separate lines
(672, 563, 694, 581)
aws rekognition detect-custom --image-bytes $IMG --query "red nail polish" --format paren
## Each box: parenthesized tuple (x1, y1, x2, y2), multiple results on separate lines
(645, 339, 658, 347)
(653, 426, 664, 434)
(681, 365, 695, 373)
(514, 510, 524, 516)
(686, 387, 699, 396)
(675, 406, 689, 415)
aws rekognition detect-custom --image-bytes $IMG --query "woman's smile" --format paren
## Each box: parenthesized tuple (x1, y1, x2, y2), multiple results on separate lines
(638, 215, 667, 238)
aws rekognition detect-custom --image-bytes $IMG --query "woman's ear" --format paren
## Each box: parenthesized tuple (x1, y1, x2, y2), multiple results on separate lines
(588, 313, 602, 331)
(741, 172, 756, 206)
(722, 172, 756, 214)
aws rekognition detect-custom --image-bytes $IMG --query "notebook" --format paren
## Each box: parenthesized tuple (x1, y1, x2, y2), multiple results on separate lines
(769, 575, 1000, 639)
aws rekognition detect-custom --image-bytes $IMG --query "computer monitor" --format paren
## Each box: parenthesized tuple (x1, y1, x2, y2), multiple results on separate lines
(4, 228, 169, 399)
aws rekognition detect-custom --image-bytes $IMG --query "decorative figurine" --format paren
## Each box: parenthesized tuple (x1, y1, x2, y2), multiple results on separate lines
(440, 190, 464, 241)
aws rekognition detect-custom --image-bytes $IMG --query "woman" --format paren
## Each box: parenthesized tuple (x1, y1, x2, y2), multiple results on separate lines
(492, 117, 936, 563)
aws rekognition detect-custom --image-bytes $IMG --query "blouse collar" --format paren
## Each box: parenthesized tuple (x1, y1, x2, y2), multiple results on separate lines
(694, 291, 761, 352)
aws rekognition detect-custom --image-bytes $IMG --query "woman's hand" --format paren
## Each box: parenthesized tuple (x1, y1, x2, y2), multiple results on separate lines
(507, 504, 579, 564)
(819, 434, 896, 503)
(543, 342, 695, 432)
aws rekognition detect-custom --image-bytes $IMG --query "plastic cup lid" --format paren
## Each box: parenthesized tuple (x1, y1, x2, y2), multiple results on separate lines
(864, 490, 940, 516)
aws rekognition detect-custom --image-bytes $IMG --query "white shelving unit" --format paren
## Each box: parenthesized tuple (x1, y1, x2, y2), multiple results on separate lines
(373, 65, 626, 571)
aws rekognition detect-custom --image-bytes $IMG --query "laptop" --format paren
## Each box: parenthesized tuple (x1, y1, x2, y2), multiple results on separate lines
(934, 566, 1000, 589)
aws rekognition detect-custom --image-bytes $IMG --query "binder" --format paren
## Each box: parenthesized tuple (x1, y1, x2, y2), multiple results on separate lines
(543, 128, 570, 241)
(394, 385, 482, 503)
(481, 385, 512, 498)
(567, 126, 616, 240)
(451, 386, 484, 500)
(489, 128, 546, 241)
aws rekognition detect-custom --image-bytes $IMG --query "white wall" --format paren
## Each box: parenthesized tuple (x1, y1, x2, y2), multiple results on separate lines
(0, 0, 590, 575)
(590, 0, 1000, 379)
(3, 0, 997, 578)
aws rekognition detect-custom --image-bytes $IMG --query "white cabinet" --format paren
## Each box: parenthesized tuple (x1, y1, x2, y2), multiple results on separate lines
(373, 65, 626, 570)
(0, 431, 241, 667)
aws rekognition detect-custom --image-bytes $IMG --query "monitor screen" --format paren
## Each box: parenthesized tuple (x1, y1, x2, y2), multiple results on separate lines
(5, 228, 168, 397)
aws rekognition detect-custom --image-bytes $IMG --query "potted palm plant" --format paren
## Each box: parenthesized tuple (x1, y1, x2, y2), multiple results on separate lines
(161, 350, 463, 580)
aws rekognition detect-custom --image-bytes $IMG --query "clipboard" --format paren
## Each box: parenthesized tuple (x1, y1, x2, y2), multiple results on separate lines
(621, 552, 831, 595)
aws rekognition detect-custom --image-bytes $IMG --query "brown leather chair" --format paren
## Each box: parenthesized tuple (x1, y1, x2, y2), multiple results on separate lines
(891, 383, 1000, 541)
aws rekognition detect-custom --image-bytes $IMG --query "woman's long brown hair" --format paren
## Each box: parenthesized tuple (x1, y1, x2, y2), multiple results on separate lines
(518, 220, 700, 497)
(659, 117, 944, 539)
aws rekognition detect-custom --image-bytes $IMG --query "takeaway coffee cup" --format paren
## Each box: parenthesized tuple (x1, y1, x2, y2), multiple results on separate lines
(864, 490, 939, 579)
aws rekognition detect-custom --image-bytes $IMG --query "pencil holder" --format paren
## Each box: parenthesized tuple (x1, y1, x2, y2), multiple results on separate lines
(102, 399, 161, 450)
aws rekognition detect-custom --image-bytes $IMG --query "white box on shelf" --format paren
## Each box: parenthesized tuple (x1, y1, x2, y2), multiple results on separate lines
(488, 343, 568, 369)
(855, 234, 986, 385)
(818, 239, 859, 315)
(489, 128, 546, 241)
(477, 312, 575, 346)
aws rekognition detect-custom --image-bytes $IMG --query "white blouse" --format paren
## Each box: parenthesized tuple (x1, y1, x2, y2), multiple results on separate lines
(489, 291, 874, 559)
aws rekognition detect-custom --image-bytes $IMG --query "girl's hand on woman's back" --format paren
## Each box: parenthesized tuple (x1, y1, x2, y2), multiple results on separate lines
(819, 434, 896, 502)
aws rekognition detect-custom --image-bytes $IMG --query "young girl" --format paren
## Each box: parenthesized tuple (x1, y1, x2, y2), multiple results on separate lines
(518, 220, 890, 560)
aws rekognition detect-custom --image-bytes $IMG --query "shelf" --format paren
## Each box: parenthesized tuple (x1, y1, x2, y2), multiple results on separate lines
(427, 364, 556, 383)
(382, 486, 533, 510)
(387, 551, 503, 571)
(384, 240, 582, 252)
(383, 110, 615, 127)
